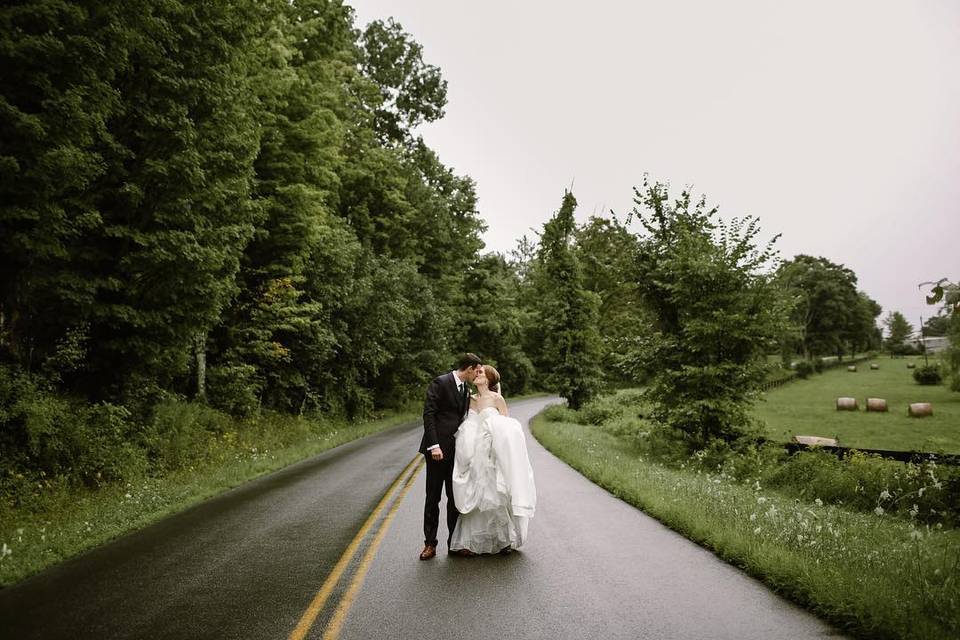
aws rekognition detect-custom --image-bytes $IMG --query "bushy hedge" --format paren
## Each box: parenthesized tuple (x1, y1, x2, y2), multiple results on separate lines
(913, 364, 944, 386)
(0, 366, 147, 492)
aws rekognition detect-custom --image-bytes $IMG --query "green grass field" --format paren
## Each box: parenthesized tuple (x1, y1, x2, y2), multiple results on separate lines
(754, 356, 960, 454)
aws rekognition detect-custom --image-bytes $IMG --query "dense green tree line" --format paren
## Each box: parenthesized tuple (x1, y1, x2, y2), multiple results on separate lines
(2, 0, 915, 486)
(0, 1, 490, 421)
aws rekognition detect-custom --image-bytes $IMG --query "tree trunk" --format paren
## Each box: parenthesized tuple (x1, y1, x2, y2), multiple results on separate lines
(194, 331, 207, 401)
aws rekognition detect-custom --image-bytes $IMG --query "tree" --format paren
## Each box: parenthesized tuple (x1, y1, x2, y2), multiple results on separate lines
(776, 255, 862, 360)
(922, 315, 950, 338)
(883, 311, 913, 355)
(527, 192, 601, 409)
(922, 278, 960, 391)
(358, 18, 448, 144)
(629, 178, 784, 449)
(457, 254, 534, 394)
(847, 291, 883, 353)
(574, 214, 651, 386)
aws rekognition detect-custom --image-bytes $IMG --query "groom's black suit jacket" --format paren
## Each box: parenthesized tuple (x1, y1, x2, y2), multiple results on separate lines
(420, 372, 468, 458)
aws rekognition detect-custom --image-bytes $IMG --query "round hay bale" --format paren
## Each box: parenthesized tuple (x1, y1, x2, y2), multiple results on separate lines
(847, 365, 857, 372)
(836, 397, 858, 411)
(906, 363, 916, 369)
(908, 403, 933, 418)
(870, 363, 879, 370)
(865, 397, 888, 412)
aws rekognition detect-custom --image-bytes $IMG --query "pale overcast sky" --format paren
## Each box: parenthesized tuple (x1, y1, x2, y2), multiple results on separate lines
(348, 0, 959, 328)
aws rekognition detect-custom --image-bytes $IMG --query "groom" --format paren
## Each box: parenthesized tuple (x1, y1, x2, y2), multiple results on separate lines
(418, 353, 483, 560)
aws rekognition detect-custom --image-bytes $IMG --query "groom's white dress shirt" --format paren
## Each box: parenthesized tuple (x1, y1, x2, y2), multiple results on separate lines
(427, 370, 464, 453)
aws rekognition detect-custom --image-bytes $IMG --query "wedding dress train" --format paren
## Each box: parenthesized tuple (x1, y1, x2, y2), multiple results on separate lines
(449, 406, 536, 553)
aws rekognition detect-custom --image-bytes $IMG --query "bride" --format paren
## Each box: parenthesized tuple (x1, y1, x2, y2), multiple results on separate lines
(449, 365, 536, 555)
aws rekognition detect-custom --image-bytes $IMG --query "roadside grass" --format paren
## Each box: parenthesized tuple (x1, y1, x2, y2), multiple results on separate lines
(754, 356, 960, 453)
(532, 414, 960, 640)
(0, 407, 419, 586)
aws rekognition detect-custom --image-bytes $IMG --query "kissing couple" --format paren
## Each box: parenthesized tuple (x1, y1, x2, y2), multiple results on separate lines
(418, 353, 537, 560)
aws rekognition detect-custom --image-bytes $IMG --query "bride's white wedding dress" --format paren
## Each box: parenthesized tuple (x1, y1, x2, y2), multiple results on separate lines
(449, 406, 536, 553)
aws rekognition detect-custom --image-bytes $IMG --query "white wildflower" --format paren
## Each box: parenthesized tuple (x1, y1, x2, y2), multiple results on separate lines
(814, 498, 823, 507)
(750, 513, 757, 521)
(909, 529, 922, 541)
(0, 543, 10, 559)
(879, 489, 891, 501)
(874, 506, 884, 516)
(757, 496, 767, 504)
(753, 526, 762, 534)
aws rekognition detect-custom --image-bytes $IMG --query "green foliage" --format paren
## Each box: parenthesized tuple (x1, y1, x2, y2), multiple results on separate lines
(526, 192, 602, 409)
(794, 360, 814, 379)
(923, 315, 950, 337)
(142, 400, 232, 471)
(628, 178, 784, 448)
(762, 450, 959, 526)
(574, 214, 650, 387)
(883, 311, 913, 354)
(0, 365, 146, 488)
(913, 364, 943, 386)
(922, 279, 960, 392)
(776, 255, 878, 359)
(948, 312, 960, 392)
(458, 254, 535, 394)
(359, 18, 448, 144)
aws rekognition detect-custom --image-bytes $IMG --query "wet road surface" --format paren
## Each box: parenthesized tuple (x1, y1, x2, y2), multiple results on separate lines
(0, 397, 845, 639)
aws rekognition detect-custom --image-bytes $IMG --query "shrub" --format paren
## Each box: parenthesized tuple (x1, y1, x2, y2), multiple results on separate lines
(0, 365, 146, 487)
(794, 360, 814, 379)
(577, 399, 617, 425)
(813, 357, 826, 373)
(143, 400, 232, 470)
(762, 450, 959, 525)
(913, 365, 943, 386)
(207, 364, 261, 416)
(541, 404, 579, 424)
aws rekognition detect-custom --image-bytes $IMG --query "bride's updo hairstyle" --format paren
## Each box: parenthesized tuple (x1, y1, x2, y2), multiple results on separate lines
(483, 365, 501, 393)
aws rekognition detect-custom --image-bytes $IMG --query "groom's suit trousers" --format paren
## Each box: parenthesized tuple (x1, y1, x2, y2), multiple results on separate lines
(423, 456, 458, 547)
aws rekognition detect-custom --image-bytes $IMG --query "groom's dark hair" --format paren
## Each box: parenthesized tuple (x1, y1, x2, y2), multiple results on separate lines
(456, 353, 482, 371)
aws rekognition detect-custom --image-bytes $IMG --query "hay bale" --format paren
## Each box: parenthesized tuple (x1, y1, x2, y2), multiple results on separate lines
(870, 363, 879, 370)
(836, 397, 858, 411)
(908, 403, 933, 418)
(865, 397, 888, 412)
(793, 435, 839, 447)
(847, 365, 857, 372)
(906, 363, 916, 369)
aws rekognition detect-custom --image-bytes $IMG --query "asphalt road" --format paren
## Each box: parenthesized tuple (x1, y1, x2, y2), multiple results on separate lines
(331, 397, 844, 640)
(0, 396, 846, 639)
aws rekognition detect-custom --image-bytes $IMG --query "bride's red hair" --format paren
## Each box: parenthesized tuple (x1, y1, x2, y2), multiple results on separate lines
(483, 365, 500, 393)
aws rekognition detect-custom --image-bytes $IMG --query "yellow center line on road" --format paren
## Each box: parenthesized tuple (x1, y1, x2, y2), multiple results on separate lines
(288, 454, 422, 640)
(322, 456, 424, 640)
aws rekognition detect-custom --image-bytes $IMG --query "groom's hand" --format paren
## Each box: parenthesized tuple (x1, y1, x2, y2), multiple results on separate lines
(431, 449, 444, 461)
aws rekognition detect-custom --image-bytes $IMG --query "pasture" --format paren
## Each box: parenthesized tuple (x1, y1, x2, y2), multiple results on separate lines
(755, 356, 960, 454)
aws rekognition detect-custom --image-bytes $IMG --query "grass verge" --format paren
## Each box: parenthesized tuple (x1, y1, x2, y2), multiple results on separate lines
(0, 407, 419, 587)
(532, 414, 960, 640)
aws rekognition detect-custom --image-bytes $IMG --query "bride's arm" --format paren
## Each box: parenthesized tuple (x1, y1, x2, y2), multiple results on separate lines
(495, 393, 509, 417)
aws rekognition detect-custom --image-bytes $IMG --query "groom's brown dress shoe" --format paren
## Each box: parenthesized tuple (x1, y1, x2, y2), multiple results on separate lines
(450, 548, 475, 557)
(419, 545, 437, 560)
